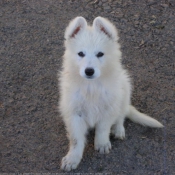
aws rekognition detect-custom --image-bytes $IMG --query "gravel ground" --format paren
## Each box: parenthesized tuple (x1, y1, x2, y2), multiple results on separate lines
(0, 0, 175, 174)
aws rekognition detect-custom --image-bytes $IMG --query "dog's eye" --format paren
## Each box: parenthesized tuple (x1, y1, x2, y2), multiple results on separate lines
(78, 52, 85, 57)
(96, 52, 104, 58)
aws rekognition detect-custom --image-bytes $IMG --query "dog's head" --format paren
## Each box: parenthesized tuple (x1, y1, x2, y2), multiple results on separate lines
(64, 16, 121, 80)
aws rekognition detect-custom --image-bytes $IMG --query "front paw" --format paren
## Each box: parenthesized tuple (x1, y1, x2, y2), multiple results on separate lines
(95, 141, 111, 154)
(61, 153, 81, 171)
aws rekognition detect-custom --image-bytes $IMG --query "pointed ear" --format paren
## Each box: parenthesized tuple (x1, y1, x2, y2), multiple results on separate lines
(65, 17, 87, 40)
(93, 17, 119, 41)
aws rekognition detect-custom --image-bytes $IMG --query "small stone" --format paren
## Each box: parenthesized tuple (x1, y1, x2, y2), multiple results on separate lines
(103, 6, 110, 10)
(160, 4, 169, 8)
(150, 20, 156, 24)
(98, 1, 102, 5)
(115, 8, 123, 18)
(9, 99, 14, 103)
(143, 24, 148, 28)
(102, 2, 109, 7)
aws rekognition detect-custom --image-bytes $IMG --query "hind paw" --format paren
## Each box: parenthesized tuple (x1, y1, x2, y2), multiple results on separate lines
(111, 125, 125, 140)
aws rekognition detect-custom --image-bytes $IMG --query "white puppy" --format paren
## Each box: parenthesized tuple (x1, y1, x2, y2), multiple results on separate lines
(59, 16, 163, 171)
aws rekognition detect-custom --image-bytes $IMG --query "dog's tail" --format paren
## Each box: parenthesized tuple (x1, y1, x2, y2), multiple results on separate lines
(127, 105, 164, 128)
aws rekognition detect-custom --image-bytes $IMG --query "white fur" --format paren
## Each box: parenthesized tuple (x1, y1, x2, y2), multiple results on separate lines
(59, 16, 163, 171)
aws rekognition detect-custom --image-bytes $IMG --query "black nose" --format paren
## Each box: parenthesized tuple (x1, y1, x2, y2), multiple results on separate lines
(85, 68, 94, 76)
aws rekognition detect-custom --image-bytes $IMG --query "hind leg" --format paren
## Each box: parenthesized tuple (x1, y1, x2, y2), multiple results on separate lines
(111, 117, 125, 140)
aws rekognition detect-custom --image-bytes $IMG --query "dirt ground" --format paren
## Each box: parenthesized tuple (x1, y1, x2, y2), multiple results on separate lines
(0, 0, 175, 174)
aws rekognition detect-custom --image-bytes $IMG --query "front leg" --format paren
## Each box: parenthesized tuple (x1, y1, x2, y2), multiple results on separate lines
(94, 119, 112, 154)
(61, 115, 88, 171)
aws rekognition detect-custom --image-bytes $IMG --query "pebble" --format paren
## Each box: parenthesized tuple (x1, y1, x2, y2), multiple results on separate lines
(143, 24, 149, 28)
(102, 2, 109, 7)
(98, 1, 102, 6)
(103, 6, 111, 10)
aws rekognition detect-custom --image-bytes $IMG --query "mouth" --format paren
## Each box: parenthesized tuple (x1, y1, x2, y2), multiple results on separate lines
(85, 76, 95, 80)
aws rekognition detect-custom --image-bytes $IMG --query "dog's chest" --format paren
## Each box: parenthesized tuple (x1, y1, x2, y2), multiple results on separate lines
(71, 83, 116, 125)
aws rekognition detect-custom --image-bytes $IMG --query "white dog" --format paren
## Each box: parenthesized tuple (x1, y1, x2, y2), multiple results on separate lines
(59, 16, 163, 171)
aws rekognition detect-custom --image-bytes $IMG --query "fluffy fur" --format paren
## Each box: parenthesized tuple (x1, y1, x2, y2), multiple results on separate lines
(59, 16, 163, 171)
